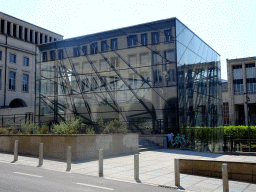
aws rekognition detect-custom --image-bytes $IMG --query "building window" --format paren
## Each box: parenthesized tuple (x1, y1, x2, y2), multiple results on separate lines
(22, 74, 29, 92)
(154, 71, 163, 87)
(129, 73, 137, 89)
(73, 47, 80, 57)
(50, 50, 56, 61)
(151, 32, 159, 44)
(100, 60, 109, 71)
(233, 79, 243, 95)
(42, 52, 47, 62)
(0, 51, 2, 60)
(111, 57, 119, 68)
(141, 34, 147, 46)
(111, 38, 118, 50)
(23, 57, 29, 66)
(127, 35, 137, 47)
(246, 78, 256, 94)
(58, 49, 64, 59)
(10, 53, 16, 63)
(129, 55, 137, 68)
(233, 65, 242, 79)
(90, 42, 98, 54)
(101, 40, 108, 52)
(82, 45, 87, 55)
(0, 69, 2, 89)
(164, 29, 172, 42)
(9, 71, 16, 90)
(164, 50, 175, 63)
(140, 53, 149, 67)
(233, 65, 243, 95)
(167, 69, 176, 86)
(223, 102, 229, 125)
(152, 52, 162, 65)
(246, 64, 255, 78)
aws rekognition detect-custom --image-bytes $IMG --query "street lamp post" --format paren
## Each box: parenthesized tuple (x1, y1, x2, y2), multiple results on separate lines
(245, 92, 251, 152)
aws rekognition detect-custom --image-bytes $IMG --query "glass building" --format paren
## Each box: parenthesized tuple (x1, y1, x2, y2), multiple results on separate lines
(35, 18, 222, 134)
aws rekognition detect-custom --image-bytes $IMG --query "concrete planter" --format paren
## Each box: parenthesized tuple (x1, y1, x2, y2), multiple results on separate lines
(0, 134, 138, 161)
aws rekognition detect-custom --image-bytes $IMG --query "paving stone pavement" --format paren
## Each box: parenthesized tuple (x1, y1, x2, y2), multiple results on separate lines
(1, 149, 256, 192)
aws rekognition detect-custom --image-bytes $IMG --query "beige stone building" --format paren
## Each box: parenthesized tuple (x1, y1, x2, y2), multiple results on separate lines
(223, 57, 256, 126)
(0, 12, 63, 123)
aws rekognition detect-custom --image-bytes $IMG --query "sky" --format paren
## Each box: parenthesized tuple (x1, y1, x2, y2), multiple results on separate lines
(1, 0, 256, 80)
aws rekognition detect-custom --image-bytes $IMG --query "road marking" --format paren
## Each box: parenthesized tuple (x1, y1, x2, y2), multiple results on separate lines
(76, 183, 114, 191)
(14, 172, 43, 178)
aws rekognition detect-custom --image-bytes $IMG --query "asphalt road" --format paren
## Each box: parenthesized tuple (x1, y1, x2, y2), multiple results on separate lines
(0, 162, 178, 192)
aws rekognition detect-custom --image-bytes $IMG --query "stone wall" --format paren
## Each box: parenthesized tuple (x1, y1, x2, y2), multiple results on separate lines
(180, 159, 256, 182)
(0, 134, 138, 161)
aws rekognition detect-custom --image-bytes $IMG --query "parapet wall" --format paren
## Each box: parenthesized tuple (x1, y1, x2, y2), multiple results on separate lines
(180, 159, 256, 183)
(0, 134, 138, 161)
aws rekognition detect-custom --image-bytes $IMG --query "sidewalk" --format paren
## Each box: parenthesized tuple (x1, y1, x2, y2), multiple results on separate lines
(1, 149, 256, 192)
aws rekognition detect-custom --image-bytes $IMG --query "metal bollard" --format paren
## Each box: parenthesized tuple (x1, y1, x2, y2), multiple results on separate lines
(134, 154, 139, 180)
(14, 140, 18, 161)
(67, 146, 71, 170)
(39, 143, 43, 165)
(99, 149, 103, 175)
(174, 158, 180, 186)
(222, 163, 229, 192)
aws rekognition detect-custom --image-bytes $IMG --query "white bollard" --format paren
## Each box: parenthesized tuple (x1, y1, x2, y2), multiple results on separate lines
(237, 144, 239, 152)
(14, 140, 18, 161)
(99, 149, 103, 175)
(39, 143, 43, 165)
(222, 163, 229, 192)
(134, 154, 139, 180)
(174, 158, 180, 186)
(67, 146, 71, 170)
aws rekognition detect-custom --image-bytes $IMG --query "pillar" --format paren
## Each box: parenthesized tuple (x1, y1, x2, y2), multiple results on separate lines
(27, 29, 30, 42)
(32, 30, 35, 43)
(42, 34, 45, 44)
(10, 22, 13, 36)
(37, 32, 40, 44)
(21, 26, 25, 40)
(242, 62, 248, 126)
(228, 60, 235, 125)
(16, 24, 19, 38)
(4, 20, 7, 34)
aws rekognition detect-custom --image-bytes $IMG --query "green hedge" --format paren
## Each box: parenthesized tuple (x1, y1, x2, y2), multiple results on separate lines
(222, 126, 256, 139)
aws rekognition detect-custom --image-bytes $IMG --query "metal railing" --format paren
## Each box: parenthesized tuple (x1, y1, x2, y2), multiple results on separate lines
(0, 112, 33, 128)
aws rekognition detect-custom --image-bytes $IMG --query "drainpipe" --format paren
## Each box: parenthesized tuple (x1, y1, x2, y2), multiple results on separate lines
(3, 35, 7, 107)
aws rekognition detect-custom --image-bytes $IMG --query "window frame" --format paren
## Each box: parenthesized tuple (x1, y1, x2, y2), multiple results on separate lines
(23, 56, 29, 66)
(50, 50, 56, 61)
(73, 47, 80, 57)
(111, 38, 118, 50)
(9, 71, 16, 90)
(151, 32, 159, 45)
(90, 42, 98, 54)
(22, 74, 29, 92)
(141, 34, 148, 46)
(10, 53, 16, 63)
(101, 40, 108, 52)
(127, 35, 137, 47)
(82, 45, 87, 55)
(0, 69, 2, 90)
(164, 29, 173, 42)
(42, 52, 48, 62)
(58, 49, 64, 60)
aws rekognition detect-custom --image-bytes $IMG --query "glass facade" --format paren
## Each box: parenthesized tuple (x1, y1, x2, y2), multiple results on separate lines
(35, 18, 222, 135)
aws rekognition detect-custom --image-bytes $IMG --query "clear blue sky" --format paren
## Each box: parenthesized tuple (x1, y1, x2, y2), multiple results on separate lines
(1, 0, 256, 80)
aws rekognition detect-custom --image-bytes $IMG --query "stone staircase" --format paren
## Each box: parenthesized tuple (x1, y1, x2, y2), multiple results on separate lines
(139, 138, 163, 152)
